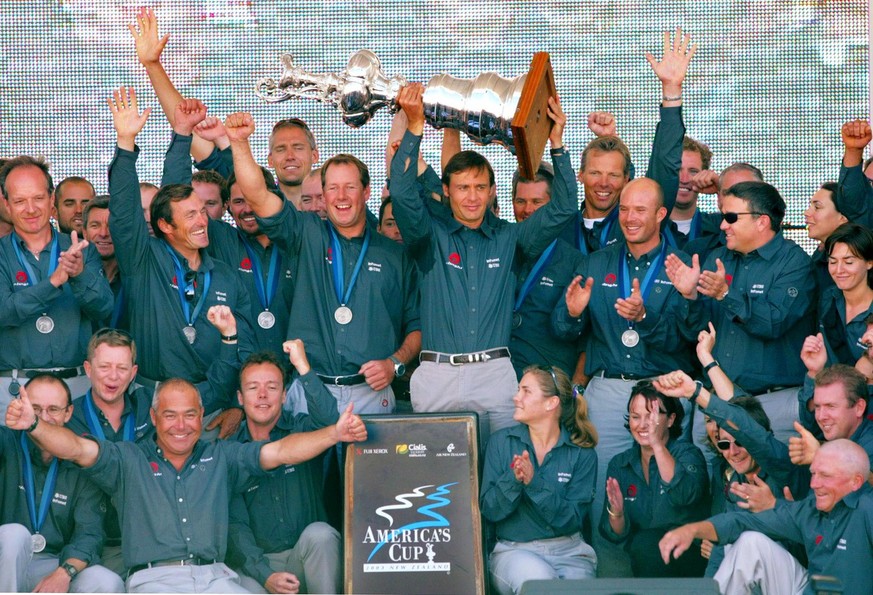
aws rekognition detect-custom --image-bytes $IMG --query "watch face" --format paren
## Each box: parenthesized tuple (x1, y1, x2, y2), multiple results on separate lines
(395, 363, 406, 377)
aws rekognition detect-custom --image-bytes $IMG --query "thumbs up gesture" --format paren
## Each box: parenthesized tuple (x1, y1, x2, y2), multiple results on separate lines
(788, 421, 820, 466)
(6, 384, 36, 431)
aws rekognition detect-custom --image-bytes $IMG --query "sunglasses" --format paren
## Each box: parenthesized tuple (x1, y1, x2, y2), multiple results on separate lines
(716, 438, 743, 451)
(721, 211, 763, 224)
(537, 365, 559, 394)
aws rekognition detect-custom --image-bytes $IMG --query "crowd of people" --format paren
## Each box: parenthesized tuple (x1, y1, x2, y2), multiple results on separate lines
(0, 8, 871, 595)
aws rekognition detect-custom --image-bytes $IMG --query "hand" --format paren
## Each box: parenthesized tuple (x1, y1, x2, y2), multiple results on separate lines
(645, 28, 697, 96)
(335, 403, 367, 443)
(647, 402, 668, 448)
(283, 339, 310, 375)
(690, 170, 720, 195)
(6, 384, 36, 431)
(800, 333, 827, 377)
(128, 6, 169, 67)
(605, 477, 624, 516)
(265, 572, 300, 594)
(700, 539, 714, 560)
(841, 119, 872, 151)
(697, 258, 729, 299)
(206, 408, 244, 440)
(696, 321, 717, 363)
(224, 112, 256, 143)
(173, 99, 208, 136)
(788, 421, 820, 466)
(659, 524, 696, 564)
(547, 95, 567, 149)
(730, 474, 776, 512)
(396, 83, 426, 135)
(664, 252, 700, 299)
(783, 486, 795, 502)
(207, 305, 237, 337)
(587, 112, 616, 137)
(33, 567, 72, 593)
(564, 275, 594, 318)
(614, 277, 646, 322)
(510, 450, 534, 485)
(194, 116, 229, 142)
(108, 87, 151, 150)
(56, 231, 88, 280)
(359, 359, 395, 392)
(653, 370, 696, 398)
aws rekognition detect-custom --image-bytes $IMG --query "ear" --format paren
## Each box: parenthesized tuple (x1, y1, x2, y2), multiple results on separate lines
(312, 147, 320, 165)
(156, 217, 174, 236)
(83, 360, 92, 379)
(237, 390, 244, 408)
(667, 413, 676, 428)
(656, 206, 667, 225)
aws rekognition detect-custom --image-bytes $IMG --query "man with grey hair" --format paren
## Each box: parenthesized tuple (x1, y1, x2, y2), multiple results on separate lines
(660, 439, 872, 595)
(6, 376, 367, 592)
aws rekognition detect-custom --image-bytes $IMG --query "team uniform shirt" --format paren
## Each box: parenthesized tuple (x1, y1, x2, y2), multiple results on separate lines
(836, 163, 873, 228)
(599, 439, 709, 544)
(702, 232, 815, 393)
(256, 202, 419, 377)
(710, 483, 873, 595)
(0, 428, 107, 565)
(227, 370, 339, 585)
(0, 233, 113, 368)
(108, 147, 254, 411)
(666, 209, 722, 250)
(817, 285, 873, 366)
(509, 239, 586, 379)
(389, 131, 577, 353)
(552, 241, 701, 377)
(83, 436, 265, 573)
(480, 424, 597, 542)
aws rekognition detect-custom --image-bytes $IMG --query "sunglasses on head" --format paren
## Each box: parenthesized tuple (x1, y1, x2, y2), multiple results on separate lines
(717, 438, 743, 451)
(721, 211, 763, 224)
(536, 365, 559, 394)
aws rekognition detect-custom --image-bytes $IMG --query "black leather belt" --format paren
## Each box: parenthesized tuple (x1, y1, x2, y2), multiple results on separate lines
(317, 373, 367, 386)
(599, 371, 646, 381)
(0, 367, 85, 379)
(419, 348, 511, 365)
(128, 557, 215, 577)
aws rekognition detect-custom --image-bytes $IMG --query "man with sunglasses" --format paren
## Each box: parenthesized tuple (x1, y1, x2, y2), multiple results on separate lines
(0, 374, 123, 592)
(665, 181, 815, 443)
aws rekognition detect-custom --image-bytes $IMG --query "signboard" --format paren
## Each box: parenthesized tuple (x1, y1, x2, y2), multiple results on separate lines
(345, 413, 485, 595)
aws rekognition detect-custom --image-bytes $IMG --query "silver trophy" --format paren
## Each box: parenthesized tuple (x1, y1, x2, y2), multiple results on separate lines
(255, 50, 556, 178)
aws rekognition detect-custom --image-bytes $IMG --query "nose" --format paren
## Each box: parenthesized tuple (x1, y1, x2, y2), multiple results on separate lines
(719, 217, 729, 231)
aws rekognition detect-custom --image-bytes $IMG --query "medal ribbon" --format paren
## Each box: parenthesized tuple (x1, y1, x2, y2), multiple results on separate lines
(83, 389, 135, 441)
(514, 239, 558, 312)
(11, 231, 60, 286)
(163, 244, 212, 326)
(326, 223, 370, 307)
(239, 235, 281, 311)
(19, 432, 59, 535)
(618, 238, 668, 330)
(577, 208, 618, 255)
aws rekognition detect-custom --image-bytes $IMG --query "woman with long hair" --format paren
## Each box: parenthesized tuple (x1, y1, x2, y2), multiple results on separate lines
(480, 365, 598, 595)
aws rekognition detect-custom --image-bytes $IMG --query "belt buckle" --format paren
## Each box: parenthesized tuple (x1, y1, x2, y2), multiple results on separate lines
(331, 376, 343, 386)
(449, 353, 469, 366)
(621, 374, 634, 382)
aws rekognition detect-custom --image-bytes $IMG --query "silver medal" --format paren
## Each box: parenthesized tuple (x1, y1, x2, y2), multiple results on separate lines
(31, 533, 46, 553)
(334, 306, 353, 325)
(621, 329, 640, 348)
(257, 310, 276, 329)
(183, 326, 197, 344)
(35, 316, 55, 334)
(512, 312, 523, 329)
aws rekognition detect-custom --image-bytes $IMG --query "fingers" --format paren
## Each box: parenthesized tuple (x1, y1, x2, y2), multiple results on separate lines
(783, 486, 795, 502)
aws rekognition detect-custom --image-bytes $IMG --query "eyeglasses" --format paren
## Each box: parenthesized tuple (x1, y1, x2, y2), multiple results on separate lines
(272, 117, 311, 131)
(32, 404, 70, 417)
(716, 438, 743, 451)
(721, 212, 763, 224)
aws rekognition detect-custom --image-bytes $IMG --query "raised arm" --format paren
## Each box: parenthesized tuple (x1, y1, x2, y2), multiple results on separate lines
(837, 119, 873, 222)
(160, 98, 208, 187)
(225, 112, 284, 218)
(6, 385, 99, 467)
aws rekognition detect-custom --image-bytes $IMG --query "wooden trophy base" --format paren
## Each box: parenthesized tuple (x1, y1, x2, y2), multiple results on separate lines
(512, 52, 557, 181)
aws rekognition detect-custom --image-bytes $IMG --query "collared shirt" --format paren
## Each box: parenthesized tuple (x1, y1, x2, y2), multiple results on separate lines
(480, 424, 596, 542)
(227, 370, 339, 585)
(0, 232, 113, 368)
(83, 436, 265, 573)
(552, 241, 701, 377)
(108, 147, 254, 412)
(666, 210, 723, 250)
(703, 232, 815, 392)
(0, 428, 107, 564)
(818, 285, 873, 366)
(837, 163, 873, 228)
(710, 483, 873, 595)
(599, 439, 709, 544)
(390, 130, 577, 353)
(256, 202, 419, 376)
(509, 239, 585, 378)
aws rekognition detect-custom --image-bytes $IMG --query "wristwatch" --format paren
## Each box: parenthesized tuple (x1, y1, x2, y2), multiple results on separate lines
(389, 356, 406, 377)
(61, 561, 79, 580)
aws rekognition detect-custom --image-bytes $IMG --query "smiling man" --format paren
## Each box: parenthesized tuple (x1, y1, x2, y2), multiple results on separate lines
(55, 176, 96, 236)
(660, 439, 873, 595)
(225, 111, 420, 417)
(268, 118, 320, 208)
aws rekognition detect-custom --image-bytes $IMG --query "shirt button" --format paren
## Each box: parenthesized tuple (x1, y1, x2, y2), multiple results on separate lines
(179, 498, 183, 502)
(182, 518, 187, 523)
(176, 476, 181, 480)
(626, 354, 631, 359)
(186, 537, 190, 542)
(471, 308, 476, 313)
(189, 554, 194, 558)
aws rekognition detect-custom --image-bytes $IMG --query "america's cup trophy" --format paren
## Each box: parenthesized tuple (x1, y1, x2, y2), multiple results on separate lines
(255, 50, 556, 179)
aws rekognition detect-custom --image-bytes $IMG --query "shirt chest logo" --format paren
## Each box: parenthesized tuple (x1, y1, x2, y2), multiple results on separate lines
(13, 271, 28, 287)
(556, 471, 571, 483)
(367, 261, 382, 273)
(446, 252, 463, 270)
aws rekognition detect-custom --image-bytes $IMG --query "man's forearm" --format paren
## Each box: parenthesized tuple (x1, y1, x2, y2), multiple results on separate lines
(393, 330, 421, 364)
(28, 418, 98, 467)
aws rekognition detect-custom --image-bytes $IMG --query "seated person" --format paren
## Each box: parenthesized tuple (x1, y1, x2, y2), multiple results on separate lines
(599, 382, 709, 577)
(480, 365, 598, 594)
